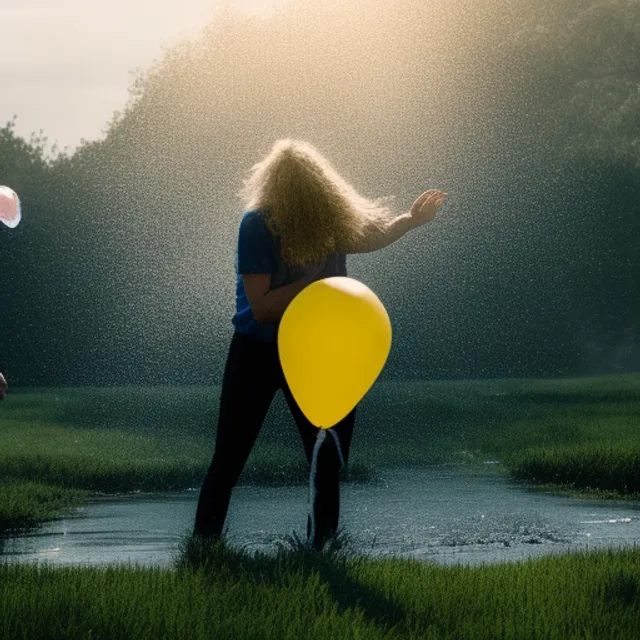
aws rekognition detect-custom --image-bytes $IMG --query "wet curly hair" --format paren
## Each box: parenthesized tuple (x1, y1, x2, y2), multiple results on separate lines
(239, 139, 394, 267)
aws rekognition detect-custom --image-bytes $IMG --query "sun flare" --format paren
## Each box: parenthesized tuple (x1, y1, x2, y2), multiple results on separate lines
(223, 0, 288, 18)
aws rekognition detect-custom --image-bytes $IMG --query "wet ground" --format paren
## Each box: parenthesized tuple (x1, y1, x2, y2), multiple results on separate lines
(3, 466, 640, 567)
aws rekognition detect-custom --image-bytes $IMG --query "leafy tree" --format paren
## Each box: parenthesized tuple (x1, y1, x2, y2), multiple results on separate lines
(2, 0, 639, 384)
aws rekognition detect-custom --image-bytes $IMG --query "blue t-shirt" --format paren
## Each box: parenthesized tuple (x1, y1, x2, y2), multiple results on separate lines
(232, 209, 347, 342)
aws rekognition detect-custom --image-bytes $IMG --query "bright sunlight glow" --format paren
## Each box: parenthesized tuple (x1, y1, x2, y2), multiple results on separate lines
(222, 0, 289, 17)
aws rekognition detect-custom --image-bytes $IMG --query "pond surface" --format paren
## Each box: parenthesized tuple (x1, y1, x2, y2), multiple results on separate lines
(3, 467, 640, 568)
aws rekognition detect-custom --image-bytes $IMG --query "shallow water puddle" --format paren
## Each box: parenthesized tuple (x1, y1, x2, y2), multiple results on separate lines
(2, 467, 640, 567)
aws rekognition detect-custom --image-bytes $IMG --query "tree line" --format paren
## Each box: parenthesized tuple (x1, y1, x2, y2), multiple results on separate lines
(1, 0, 638, 386)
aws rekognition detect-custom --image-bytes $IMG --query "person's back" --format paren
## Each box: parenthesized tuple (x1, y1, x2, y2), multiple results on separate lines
(232, 208, 346, 342)
(192, 138, 447, 549)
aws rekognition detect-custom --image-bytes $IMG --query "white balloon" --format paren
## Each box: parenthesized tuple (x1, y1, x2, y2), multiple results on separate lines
(0, 186, 21, 228)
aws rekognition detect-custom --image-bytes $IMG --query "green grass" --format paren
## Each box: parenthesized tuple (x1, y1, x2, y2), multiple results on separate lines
(2, 538, 640, 639)
(0, 480, 88, 533)
(1, 373, 639, 534)
(454, 374, 640, 494)
(0, 420, 206, 492)
(0, 387, 376, 533)
(2, 377, 640, 638)
(510, 445, 640, 495)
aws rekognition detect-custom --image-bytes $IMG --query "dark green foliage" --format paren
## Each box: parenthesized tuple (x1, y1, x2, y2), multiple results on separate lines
(1, 0, 639, 385)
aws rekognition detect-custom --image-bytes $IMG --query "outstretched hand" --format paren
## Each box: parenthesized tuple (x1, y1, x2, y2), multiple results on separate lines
(409, 190, 448, 226)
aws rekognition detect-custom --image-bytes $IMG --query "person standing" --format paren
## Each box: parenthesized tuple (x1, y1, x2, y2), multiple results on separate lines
(193, 139, 447, 549)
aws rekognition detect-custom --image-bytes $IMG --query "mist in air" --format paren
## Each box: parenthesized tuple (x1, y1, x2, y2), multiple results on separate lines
(1, 0, 639, 390)
(2, 2, 640, 577)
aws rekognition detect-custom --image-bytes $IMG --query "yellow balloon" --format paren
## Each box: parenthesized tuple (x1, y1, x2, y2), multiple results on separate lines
(278, 277, 392, 428)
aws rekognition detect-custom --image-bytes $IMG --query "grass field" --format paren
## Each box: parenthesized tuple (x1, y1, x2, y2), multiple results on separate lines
(2, 375, 639, 638)
(1, 373, 639, 533)
(2, 537, 640, 639)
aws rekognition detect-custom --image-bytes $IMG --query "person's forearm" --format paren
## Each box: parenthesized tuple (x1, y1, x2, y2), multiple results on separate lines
(254, 274, 316, 324)
(380, 213, 417, 248)
(358, 213, 417, 253)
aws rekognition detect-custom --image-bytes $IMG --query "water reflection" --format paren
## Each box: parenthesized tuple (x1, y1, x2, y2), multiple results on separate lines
(2, 467, 640, 567)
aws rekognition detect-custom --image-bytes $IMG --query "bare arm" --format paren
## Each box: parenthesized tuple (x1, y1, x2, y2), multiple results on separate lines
(243, 268, 323, 325)
(348, 190, 448, 254)
(350, 213, 416, 253)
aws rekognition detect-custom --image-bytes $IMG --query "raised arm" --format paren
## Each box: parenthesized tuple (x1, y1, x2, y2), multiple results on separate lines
(348, 189, 448, 254)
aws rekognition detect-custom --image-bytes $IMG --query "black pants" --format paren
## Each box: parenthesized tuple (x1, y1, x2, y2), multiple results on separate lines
(194, 331, 356, 548)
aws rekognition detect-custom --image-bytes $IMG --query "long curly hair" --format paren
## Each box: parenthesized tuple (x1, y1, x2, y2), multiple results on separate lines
(239, 139, 395, 267)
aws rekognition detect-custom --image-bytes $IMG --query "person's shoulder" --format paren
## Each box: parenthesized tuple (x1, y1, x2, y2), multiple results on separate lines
(240, 208, 271, 229)
(238, 208, 275, 251)
(241, 208, 263, 221)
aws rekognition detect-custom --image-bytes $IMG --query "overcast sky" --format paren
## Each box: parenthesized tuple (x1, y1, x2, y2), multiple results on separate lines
(1, 0, 283, 154)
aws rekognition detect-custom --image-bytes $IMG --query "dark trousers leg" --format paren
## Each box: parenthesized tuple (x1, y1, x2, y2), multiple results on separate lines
(282, 383, 356, 549)
(193, 334, 279, 538)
